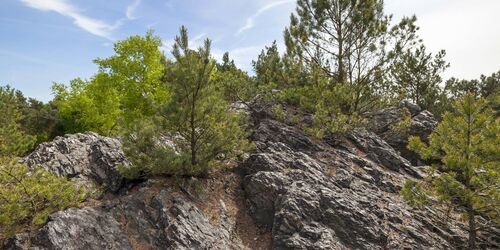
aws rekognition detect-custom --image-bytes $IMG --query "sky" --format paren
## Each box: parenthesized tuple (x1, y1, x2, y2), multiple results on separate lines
(1, 0, 499, 101)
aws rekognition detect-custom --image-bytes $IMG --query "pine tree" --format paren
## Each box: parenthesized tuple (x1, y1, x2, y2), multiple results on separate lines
(284, 0, 420, 114)
(403, 93, 499, 249)
(122, 27, 252, 178)
(0, 87, 35, 157)
(389, 45, 449, 112)
(445, 71, 500, 100)
(215, 52, 256, 103)
(252, 41, 284, 88)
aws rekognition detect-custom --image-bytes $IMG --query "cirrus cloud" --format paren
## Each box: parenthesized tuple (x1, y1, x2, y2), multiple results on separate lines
(20, 0, 120, 39)
(237, 0, 295, 35)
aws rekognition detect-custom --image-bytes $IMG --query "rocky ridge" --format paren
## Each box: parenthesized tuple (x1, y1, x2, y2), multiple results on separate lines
(3, 104, 499, 249)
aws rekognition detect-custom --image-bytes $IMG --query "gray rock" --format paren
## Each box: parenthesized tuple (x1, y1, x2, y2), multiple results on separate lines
(6, 104, 497, 250)
(365, 103, 438, 165)
(242, 118, 483, 249)
(4, 187, 241, 250)
(397, 100, 421, 116)
(22, 132, 127, 192)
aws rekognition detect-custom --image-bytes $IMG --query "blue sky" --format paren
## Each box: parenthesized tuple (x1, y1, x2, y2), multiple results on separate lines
(1, 0, 499, 101)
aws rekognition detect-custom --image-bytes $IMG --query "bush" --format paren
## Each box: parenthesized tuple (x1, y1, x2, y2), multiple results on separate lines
(306, 84, 368, 138)
(271, 104, 286, 122)
(0, 157, 86, 237)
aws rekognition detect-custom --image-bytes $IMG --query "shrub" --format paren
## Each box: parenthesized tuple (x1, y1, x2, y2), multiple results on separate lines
(0, 157, 86, 237)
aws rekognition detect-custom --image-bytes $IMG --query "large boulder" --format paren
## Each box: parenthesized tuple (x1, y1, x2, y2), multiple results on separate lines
(23, 132, 127, 192)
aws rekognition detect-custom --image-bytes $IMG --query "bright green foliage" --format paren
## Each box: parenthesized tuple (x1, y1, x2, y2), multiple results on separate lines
(93, 31, 168, 125)
(53, 77, 121, 135)
(404, 93, 499, 249)
(122, 27, 252, 178)
(53, 31, 168, 135)
(389, 45, 449, 112)
(0, 87, 36, 157)
(0, 157, 85, 237)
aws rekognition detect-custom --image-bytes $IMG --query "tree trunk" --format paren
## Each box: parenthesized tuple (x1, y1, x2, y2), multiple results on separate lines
(467, 206, 477, 249)
(337, 3, 344, 84)
(190, 97, 197, 167)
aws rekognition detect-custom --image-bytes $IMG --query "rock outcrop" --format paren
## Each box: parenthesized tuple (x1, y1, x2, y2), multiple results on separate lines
(4, 104, 498, 250)
(241, 117, 473, 249)
(240, 103, 498, 249)
(366, 101, 438, 165)
(23, 132, 127, 192)
(6, 132, 258, 249)
(5, 179, 245, 250)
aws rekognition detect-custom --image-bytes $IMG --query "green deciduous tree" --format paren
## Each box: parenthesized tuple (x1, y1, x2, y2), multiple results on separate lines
(52, 77, 121, 135)
(53, 31, 168, 135)
(93, 30, 168, 126)
(403, 93, 499, 249)
(0, 157, 85, 238)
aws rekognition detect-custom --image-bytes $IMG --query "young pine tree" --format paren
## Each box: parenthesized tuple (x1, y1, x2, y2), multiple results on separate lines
(402, 93, 499, 249)
(122, 27, 252, 178)
(252, 41, 284, 88)
(164, 27, 252, 176)
(214, 52, 256, 104)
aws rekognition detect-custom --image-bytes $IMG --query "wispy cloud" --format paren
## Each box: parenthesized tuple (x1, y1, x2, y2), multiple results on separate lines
(126, 0, 142, 20)
(20, 0, 120, 39)
(237, 0, 294, 35)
